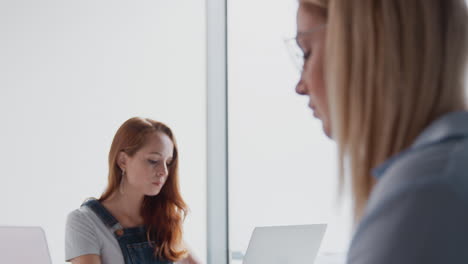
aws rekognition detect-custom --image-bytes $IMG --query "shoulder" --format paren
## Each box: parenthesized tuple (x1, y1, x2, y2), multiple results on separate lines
(366, 180, 466, 225)
(349, 180, 468, 263)
(66, 206, 98, 226)
(65, 205, 104, 242)
(386, 137, 464, 182)
(65, 206, 103, 261)
(369, 137, 468, 211)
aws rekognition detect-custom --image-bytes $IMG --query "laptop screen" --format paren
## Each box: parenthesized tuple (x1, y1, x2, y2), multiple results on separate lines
(0, 226, 52, 264)
(243, 224, 327, 264)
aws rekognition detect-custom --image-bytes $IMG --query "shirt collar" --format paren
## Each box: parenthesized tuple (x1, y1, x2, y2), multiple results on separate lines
(372, 111, 468, 179)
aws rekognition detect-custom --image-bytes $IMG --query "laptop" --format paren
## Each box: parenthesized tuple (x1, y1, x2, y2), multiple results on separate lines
(243, 224, 327, 264)
(0, 226, 52, 264)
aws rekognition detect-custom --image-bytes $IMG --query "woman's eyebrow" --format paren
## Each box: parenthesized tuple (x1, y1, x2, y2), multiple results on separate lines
(149, 152, 173, 159)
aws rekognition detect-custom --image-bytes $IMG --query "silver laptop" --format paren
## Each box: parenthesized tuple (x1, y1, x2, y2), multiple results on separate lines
(243, 224, 327, 264)
(0, 226, 52, 264)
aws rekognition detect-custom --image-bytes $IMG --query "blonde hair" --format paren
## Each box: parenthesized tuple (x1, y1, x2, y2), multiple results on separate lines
(301, 0, 468, 221)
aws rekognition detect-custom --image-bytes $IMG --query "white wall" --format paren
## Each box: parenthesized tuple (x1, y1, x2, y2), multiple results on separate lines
(0, 1, 207, 263)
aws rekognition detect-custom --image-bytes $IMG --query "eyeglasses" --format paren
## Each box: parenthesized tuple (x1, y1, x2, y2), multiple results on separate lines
(283, 24, 327, 72)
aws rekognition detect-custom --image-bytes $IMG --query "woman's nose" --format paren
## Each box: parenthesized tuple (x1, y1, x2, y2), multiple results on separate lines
(296, 79, 307, 95)
(157, 164, 168, 177)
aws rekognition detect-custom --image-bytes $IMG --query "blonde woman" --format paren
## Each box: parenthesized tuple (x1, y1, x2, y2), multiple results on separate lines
(291, 0, 468, 262)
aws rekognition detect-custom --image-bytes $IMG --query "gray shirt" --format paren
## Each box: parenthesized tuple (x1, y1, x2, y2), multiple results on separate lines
(347, 111, 468, 263)
(65, 205, 189, 264)
(65, 205, 125, 263)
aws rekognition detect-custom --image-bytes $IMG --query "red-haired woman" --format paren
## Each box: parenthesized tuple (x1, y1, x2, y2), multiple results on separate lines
(65, 117, 201, 264)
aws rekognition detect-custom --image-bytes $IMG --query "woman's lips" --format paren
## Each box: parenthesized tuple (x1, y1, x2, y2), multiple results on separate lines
(308, 102, 315, 110)
(309, 104, 319, 118)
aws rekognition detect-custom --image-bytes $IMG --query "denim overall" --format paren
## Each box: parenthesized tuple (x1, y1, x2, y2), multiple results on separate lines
(82, 199, 172, 264)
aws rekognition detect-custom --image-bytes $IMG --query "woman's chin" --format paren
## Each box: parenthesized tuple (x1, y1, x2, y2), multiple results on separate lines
(321, 121, 332, 139)
(145, 189, 162, 197)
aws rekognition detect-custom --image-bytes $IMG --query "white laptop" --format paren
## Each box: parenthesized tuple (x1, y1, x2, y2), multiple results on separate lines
(243, 224, 327, 264)
(0, 226, 52, 264)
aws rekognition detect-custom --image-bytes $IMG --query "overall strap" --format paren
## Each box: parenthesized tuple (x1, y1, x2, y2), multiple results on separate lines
(81, 198, 122, 232)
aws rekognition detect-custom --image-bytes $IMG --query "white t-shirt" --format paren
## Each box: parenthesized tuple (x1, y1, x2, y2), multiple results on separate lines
(65, 206, 125, 264)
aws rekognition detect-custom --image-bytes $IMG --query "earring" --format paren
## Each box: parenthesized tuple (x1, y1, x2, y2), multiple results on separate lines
(119, 169, 126, 194)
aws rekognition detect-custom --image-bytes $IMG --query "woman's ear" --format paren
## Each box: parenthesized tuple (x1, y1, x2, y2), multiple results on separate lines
(117, 151, 128, 171)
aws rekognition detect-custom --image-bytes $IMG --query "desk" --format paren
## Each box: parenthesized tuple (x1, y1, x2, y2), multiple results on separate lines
(315, 252, 346, 264)
(230, 251, 346, 264)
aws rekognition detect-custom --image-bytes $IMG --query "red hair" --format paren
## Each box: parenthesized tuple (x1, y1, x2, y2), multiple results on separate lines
(100, 117, 188, 261)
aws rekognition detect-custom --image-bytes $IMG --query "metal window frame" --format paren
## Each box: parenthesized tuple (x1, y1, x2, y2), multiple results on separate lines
(206, 0, 229, 263)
